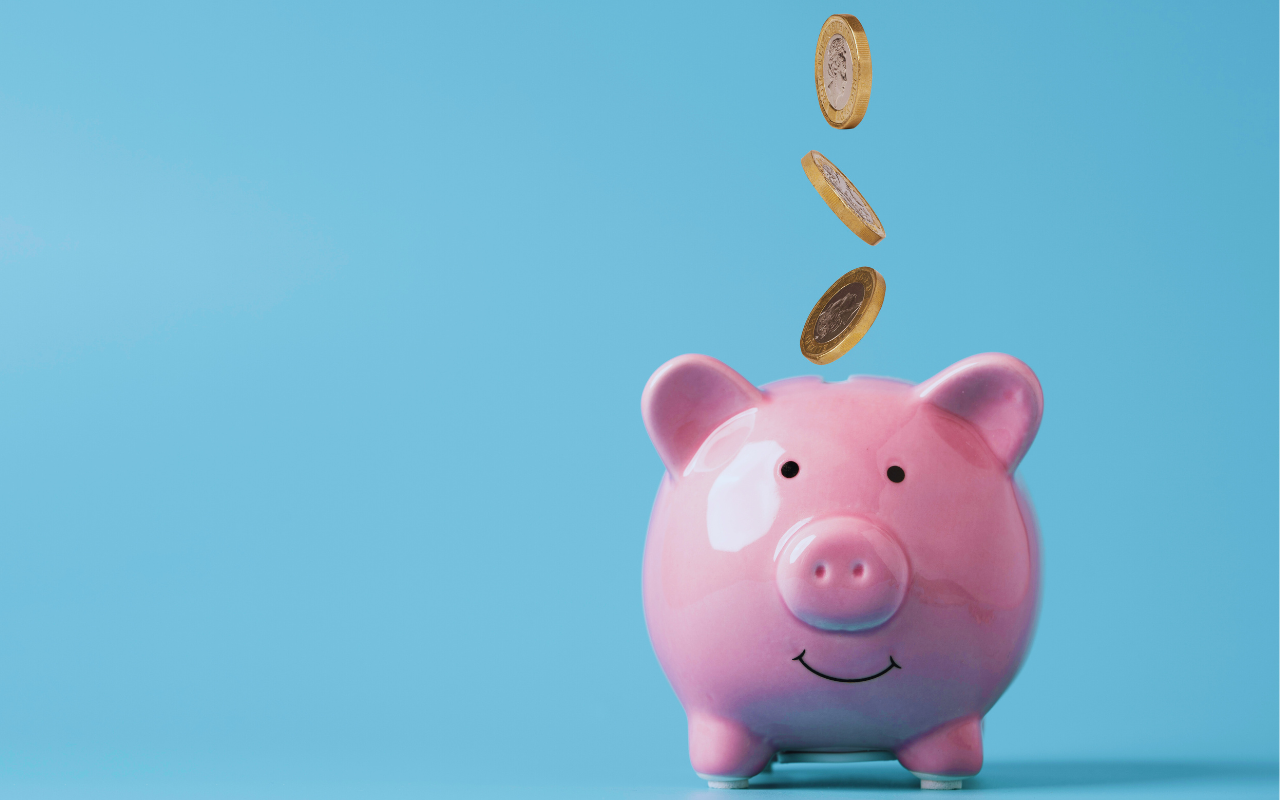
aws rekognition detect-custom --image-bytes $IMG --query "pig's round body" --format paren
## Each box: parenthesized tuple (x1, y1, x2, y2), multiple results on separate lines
(640, 355, 1044, 787)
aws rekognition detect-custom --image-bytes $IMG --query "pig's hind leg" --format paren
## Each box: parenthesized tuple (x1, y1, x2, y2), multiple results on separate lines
(687, 713, 773, 789)
(895, 715, 983, 790)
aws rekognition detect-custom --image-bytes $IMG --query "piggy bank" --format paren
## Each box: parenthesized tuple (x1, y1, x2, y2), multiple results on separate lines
(640, 353, 1043, 790)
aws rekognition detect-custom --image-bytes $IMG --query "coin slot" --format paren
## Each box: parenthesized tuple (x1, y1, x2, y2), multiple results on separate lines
(780, 461, 800, 479)
(887, 466, 905, 483)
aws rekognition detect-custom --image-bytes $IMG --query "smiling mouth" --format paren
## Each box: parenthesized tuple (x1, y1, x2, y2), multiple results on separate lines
(792, 650, 901, 683)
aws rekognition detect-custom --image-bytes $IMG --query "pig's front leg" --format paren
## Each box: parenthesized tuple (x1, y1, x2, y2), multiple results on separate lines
(688, 713, 773, 789)
(895, 715, 983, 790)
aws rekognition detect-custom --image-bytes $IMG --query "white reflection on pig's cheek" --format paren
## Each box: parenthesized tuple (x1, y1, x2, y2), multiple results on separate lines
(705, 440, 784, 553)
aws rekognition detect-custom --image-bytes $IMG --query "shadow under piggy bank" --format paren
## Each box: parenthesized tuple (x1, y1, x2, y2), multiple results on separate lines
(732, 759, 1277, 792)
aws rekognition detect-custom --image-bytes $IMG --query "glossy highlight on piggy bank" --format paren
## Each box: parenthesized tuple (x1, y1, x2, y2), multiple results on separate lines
(640, 354, 1043, 790)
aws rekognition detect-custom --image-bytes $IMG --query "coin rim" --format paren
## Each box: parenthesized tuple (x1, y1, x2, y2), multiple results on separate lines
(814, 14, 871, 130)
(801, 150, 886, 246)
(800, 267, 886, 365)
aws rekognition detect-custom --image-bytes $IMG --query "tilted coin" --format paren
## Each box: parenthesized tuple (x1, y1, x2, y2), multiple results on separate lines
(814, 14, 871, 130)
(800, 267, 885, 365)
(801, 150, 885, 245)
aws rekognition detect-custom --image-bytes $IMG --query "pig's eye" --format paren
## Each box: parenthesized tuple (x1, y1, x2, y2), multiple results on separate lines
(887, 466, 905, 483)
(780, 461, 800, 479)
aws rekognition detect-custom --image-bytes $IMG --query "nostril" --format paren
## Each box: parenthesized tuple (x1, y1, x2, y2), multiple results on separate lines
(852, 562, 865, 578)
(814, 564, 826, 579)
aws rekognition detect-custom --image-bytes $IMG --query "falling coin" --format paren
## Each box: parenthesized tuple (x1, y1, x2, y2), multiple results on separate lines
(800, 267, 886, 365)
(801, 150, 885, 245)
(815, 14, 871, 130)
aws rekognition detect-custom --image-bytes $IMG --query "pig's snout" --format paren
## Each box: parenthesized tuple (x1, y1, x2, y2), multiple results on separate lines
(776, 517, 909, 632)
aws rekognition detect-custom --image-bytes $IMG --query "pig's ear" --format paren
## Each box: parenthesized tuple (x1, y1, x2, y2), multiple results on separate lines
(642, 354, 763, 476)
(916, 353, 1043, 472)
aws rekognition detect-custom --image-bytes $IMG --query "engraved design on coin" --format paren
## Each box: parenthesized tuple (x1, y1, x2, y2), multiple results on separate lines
(817, 160, 877, 231)
(814, 281, 865, 344)
(823, 34, 854, 111)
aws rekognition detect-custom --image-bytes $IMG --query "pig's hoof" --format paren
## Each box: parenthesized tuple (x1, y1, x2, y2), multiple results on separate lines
(920, 778, 962, 790)
(701, 777, 749, 789)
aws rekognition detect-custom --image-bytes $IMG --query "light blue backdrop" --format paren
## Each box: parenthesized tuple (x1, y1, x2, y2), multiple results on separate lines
(0, 1, 1273, 795)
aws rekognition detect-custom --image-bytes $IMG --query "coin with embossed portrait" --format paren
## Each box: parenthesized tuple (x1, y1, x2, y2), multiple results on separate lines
(815, 14, 871, 129)
(800, 150, 885, 245)
(800, 267, 885, 365)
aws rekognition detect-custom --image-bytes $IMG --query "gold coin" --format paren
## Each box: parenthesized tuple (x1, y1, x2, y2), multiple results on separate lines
(800, 267, 886, 365)
(801, 150, 885, 245)
(815, 14, 871, 129)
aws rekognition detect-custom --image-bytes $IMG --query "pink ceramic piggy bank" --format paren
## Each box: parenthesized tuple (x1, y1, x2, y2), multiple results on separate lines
(641, 353, 1043, 790)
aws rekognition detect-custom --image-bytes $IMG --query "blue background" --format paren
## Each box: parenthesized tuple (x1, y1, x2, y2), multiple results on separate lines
(0, 2, 1274, 797)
